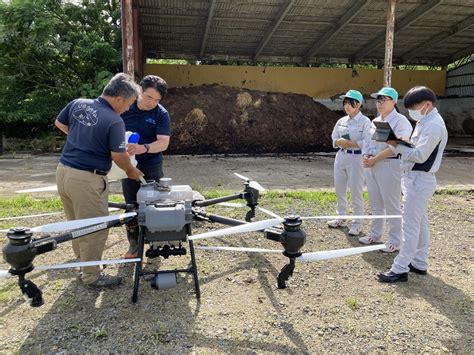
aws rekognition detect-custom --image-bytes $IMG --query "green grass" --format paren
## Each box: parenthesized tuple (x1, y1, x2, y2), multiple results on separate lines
(0, 195, 63, 218)
(345, 297, 360, 310)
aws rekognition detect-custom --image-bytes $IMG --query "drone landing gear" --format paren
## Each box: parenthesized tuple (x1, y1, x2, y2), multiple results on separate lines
(131, 225, 200, 303)
(277, 257, 296, 289)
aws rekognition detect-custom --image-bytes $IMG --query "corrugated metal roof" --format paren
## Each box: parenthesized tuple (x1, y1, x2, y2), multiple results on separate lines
(136, 0, 474, 65)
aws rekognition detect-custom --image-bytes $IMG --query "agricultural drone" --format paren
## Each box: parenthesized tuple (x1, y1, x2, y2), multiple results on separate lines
(1, 174, 399, 307)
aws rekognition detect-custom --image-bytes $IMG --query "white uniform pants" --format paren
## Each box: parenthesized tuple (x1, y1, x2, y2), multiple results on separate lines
(364, 158, 402, 245)
(391, 171, 437, 274)
(334, 150, 365, 227)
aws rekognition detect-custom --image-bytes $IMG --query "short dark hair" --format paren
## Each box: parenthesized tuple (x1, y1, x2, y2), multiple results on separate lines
(343, 98, 361, 108)
(140, 75, 168, 99)
(403, 86, 437, 109)
(102, 73, 141, 99)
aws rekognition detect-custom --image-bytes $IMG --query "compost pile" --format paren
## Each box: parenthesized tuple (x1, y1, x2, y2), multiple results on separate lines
(164, 85, 340, 154)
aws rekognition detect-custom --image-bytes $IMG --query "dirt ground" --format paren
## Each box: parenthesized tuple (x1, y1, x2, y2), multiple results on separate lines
(0, 151, 473, 196)
(0, 151, 473, 353)
(0, 192, 472, 353)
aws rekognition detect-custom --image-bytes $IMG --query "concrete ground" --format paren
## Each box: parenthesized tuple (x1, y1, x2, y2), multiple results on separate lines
(0, 149, 472, 196)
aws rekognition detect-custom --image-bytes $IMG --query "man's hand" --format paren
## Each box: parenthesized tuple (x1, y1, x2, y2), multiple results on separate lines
(125, 166, 144, 181)
(126, 143, 147, 156)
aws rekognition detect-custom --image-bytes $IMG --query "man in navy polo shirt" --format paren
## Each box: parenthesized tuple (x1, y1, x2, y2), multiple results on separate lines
(55, 73, 143, 287)
(121, 75, 172, 258)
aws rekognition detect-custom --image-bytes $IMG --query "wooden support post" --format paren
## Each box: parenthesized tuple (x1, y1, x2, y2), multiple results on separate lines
(383, 0, 397, 87)
(121, 0, 134, 77)
(132, 5, 142, 78)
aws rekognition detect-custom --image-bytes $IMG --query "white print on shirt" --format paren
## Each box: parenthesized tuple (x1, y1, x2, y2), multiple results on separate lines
(72, 104, 99, 126)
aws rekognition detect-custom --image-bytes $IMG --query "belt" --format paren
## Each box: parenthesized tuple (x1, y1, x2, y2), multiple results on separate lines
(341, 149, 361, 154)
(62, 163, 108, 176)
(89, 169, 108, 176)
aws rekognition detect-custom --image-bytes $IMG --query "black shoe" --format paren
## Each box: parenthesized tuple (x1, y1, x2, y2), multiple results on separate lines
(86, 273, 122, 288)
(378, 270, 408, 283)
(408, 263, 427, 275)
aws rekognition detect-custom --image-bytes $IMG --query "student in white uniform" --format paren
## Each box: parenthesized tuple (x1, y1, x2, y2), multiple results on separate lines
(328, 90, 371, 236)
(359, 87, 413, 252)
(379, 86, 448, 282)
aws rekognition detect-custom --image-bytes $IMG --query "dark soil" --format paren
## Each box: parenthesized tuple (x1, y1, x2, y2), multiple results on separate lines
(165, 85, 340, 154)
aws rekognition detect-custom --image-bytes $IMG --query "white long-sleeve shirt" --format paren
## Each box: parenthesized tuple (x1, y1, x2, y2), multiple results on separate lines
(363, 109, 413, 156)
(331, 112, 371, 150)
(389, 108, 448, 173)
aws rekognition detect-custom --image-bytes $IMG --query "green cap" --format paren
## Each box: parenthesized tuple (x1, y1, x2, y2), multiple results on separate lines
(340, 89, 363, 103)
(371, 87, 398, 101)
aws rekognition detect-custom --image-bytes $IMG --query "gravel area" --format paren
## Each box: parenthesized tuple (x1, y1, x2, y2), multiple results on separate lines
(0, 192, 472, 353)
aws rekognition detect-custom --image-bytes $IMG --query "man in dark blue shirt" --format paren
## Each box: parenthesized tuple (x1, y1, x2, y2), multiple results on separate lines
(121, 75, 172, 258)
(55, 73, 143, 287)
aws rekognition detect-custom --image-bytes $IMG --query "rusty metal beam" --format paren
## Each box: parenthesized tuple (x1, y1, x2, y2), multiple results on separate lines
(199, 0, 217, 59)
(253, 0, 296, 61)
(383, 0, 396, 87)
(353, 0, 442, 63)
(402, 15, 474, 62)
(303, 0, 369, 63)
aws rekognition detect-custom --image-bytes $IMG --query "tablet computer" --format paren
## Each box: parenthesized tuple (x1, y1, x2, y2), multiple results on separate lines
(372, 121, 414, 147)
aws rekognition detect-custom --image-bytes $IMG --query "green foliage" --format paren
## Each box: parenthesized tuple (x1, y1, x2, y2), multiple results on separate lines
(0, 0, 121, 136)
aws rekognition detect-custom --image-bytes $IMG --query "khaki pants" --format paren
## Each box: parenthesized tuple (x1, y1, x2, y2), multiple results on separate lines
(56, 163, 109, 284)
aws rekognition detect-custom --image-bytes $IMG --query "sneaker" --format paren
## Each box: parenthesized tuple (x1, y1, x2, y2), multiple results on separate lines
(380, 242, 400, 253)
(348, 225, 362, 236)
(86, 273, 122, 288)
(358, 235, 382, 245)
(327, 219, 347, 228)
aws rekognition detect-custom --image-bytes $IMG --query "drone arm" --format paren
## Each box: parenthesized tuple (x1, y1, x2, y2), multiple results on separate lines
(193, 193, 246, 208)
(108, 201, 136, 212)
(193, 210, 249, 227)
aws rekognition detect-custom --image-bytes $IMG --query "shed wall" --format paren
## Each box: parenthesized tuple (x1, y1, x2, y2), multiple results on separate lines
(145, 64, 446, 98)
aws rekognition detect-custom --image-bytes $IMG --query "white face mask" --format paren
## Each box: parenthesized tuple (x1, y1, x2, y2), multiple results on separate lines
(408, 104, 427, 121)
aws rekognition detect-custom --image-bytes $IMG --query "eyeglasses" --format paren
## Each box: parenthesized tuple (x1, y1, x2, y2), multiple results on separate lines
(375, 97, 392, 104)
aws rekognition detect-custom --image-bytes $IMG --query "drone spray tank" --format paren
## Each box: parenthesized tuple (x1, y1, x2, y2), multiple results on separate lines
(132, 177, 200, 298)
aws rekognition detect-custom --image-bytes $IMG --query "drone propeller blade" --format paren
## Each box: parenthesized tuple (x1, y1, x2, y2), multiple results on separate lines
(234, 172, 250, 181)
(300, 214, 401, 221)
(35, 258, 141, 271)
(234, 173, 266, 192)
(0, 208, 120, 225)
(15, 185, 58, 193)
(298, 244, 385, 262)
(256, 206, 282, 219)
(249, 181, 266, 192)
(189, 217, 284, 241)
(0, 212, 63, 221)
(217, 202, 246, 208)
(195, 246, 283, 253)
(30, 212, 137, 233)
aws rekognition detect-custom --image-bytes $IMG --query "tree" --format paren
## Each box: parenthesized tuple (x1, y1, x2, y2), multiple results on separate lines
(0, 0, 122, 136)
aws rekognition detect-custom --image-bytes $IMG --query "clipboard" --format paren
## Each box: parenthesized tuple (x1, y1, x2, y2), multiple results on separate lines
(372, 121, 414, 147)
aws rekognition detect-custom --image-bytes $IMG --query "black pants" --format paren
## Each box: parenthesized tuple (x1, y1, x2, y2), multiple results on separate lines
(121, 163, 164, 204)
(121, 163, 164, 253)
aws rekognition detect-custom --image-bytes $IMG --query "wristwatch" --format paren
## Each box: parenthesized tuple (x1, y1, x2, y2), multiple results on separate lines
(144, 143, 150, 153)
